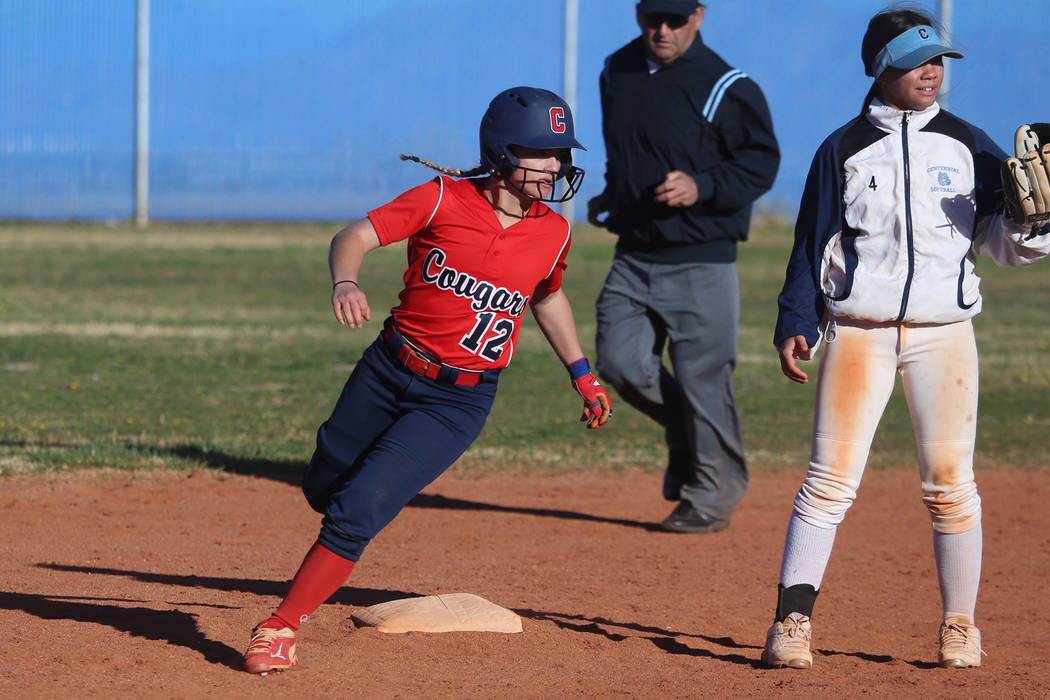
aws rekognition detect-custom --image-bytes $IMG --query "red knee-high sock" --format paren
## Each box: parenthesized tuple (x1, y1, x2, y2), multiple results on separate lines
(264, 540, 356, 631)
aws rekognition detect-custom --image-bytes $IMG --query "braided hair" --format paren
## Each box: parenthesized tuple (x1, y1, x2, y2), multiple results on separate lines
(399, 154, 486, 178)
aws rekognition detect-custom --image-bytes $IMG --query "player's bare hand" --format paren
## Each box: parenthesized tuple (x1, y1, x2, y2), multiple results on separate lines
(653, 171, 699, 208)
(778, 335, 811, 384)
(332, 282, 371, 328)
(587, 192, 610, 228)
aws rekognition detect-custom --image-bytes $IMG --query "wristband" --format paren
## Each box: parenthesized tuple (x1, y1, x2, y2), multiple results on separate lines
(565, 357, 591, 380)
(333, 280, 358, 289)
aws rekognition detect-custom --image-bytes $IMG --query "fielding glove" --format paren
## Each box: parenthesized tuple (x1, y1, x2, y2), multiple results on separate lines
(1001, 123, 1050, 235)
(566, 357, 612, 430)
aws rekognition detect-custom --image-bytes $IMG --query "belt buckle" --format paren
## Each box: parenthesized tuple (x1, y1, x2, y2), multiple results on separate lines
(404, 345, 435, 377)
(416, 351, 434, 374)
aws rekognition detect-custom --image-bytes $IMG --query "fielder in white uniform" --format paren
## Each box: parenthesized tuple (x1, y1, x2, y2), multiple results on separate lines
(761, 7, 1050, 670)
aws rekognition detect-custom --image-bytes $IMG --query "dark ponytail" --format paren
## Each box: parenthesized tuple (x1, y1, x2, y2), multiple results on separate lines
(858, 83, 879, 119)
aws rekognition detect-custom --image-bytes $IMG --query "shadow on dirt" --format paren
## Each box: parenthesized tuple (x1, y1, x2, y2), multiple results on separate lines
(132, 443, 306, 485)
(902, 659, 941, 670)
(19, 564, 424, 670)
(138, 445, 657, 529)
(814, 648, 898, 664)
(5, 441, 656, 527)
(0, 440, 308, 485)
(35, 563, 418, 607)
(408, 493, 660, 531)
(518, 607, 764, 666)
(516, 608, 922, 668)
(20, 565, 933, 671)
(649, 636, 761, 666)
(0, 590, 242, 668)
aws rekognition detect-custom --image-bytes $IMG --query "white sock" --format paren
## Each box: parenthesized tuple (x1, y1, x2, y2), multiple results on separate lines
(779, 512, 838, 588)
(933, 524, 982, 623)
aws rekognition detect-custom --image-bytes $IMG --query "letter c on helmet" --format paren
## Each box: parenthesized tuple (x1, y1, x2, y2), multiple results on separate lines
(549, 107, 566, 134)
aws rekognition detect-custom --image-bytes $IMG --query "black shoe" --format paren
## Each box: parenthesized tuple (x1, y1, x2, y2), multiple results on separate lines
(660, 502, 729, 533)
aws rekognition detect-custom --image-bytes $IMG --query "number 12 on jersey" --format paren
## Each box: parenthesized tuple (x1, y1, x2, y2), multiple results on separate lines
(460, 312, 514, 362)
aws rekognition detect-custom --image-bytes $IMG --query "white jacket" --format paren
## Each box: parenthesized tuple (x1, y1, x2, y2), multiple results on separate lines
(775, 99, 1050, 345)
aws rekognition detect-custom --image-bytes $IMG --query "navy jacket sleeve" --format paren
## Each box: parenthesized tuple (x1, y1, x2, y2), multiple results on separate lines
(693, 77, 780, 213)
(968, 124, 1009, 219)
(773, 135, 841, 347)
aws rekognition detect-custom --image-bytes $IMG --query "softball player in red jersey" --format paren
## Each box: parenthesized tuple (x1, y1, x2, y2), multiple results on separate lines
(242, 86, 611, 675)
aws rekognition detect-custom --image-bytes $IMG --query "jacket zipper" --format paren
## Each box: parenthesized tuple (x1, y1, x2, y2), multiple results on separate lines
(896, 111, 915, 322)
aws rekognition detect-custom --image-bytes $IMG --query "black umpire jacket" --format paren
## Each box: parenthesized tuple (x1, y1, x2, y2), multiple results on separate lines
(598, 31, 780, 263)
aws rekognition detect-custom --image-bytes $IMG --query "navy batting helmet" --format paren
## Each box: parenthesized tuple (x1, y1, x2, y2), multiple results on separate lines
(479, 86, 586, 203)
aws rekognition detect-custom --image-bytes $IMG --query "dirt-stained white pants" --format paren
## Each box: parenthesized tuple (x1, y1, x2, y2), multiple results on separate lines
(793, 317, 981, 534)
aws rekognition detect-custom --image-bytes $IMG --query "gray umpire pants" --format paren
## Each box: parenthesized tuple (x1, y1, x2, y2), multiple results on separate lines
(595, 252, 748, 521)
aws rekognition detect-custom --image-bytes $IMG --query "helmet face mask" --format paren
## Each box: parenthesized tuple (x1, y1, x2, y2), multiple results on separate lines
(496, 146, 586, 203)
(480, 87, 586, 203)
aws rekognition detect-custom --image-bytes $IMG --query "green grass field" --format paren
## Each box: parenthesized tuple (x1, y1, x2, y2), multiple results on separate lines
(1, 220, 1047, 478)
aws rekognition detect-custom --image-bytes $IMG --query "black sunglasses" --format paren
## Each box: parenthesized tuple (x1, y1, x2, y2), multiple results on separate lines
(641, 12, 690, 30)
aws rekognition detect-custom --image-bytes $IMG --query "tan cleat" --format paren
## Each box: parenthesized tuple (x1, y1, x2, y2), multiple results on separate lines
(243, 624, 298, 675)
(938, 617, 985, 669)
(761, 612, 813, 669)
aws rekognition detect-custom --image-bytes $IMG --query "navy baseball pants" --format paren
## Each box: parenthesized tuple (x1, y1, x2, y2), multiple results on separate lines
(303, 334, 498, 561)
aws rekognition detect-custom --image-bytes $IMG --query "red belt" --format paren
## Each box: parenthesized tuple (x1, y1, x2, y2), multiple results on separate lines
(381, 322, 485, 387)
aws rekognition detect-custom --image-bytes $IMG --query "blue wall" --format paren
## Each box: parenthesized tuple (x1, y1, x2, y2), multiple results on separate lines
(2, 1, 1048, 221)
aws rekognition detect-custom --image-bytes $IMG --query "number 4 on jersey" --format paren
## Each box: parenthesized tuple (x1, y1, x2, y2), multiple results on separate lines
(868, 176, 877, 191)
(461, 312, 514, 362)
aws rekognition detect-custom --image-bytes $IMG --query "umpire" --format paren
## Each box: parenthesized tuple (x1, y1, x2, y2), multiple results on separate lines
(588, 0, 779, 533)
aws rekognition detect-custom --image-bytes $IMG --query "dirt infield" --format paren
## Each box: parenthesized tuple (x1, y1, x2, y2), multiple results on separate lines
(2, 467, 1047, 699)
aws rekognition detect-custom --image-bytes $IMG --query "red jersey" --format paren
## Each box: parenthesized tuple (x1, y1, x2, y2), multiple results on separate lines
(368, 176, 571, 371)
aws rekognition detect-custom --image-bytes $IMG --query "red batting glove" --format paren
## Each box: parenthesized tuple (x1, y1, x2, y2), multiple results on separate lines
(566, 357, 613, 430)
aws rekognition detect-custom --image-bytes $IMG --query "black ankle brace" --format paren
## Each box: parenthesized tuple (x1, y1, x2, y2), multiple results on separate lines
(775, 583, 818, 622)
